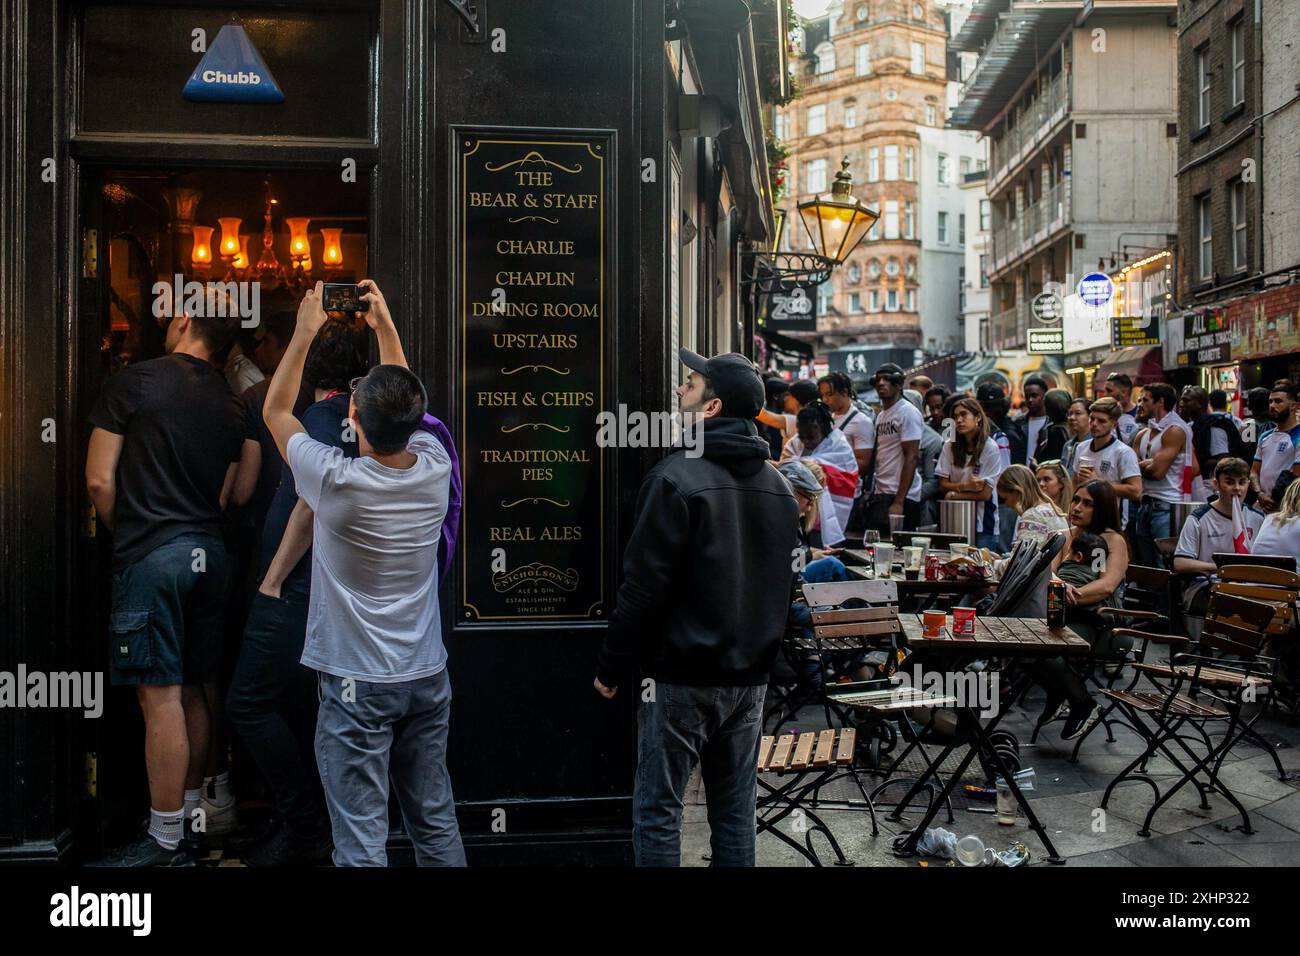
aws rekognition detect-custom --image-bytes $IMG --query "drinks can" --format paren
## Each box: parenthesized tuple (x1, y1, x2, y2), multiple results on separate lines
(1047, 578, 1066, 629)
(925, 553, 940, 581)
(952, 606, 976, 636)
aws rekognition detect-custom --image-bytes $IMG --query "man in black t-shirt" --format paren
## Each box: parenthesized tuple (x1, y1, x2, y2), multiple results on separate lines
(226, 318, 367, 866)
(85, 299, 244, 867)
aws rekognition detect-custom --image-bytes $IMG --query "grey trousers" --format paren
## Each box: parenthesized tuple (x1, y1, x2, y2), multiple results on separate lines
(315, 669, 466, 867)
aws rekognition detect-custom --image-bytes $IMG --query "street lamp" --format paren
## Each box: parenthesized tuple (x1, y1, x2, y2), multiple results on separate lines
(796, 157, 877, 265)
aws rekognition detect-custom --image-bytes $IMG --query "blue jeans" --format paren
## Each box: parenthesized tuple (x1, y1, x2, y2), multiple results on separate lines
(315, 669, 465, 867)
(633, 682, 765, 867)
(1134, 498, 1173, 567)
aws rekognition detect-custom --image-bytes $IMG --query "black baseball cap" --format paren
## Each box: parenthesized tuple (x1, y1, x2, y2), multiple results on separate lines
(976, 382, 1007, 403)
(679, 348, 764, 419)
(788, 379, 821, 406)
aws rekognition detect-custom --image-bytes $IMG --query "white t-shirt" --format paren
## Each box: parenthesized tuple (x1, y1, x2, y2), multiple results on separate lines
(1024, 416, 1047, 464)
(288, 428, 453, 682)
(1175, 502, 1265, 604)
(833, 407, 875, 455)
(1256, 424, 1300, 495)
(936, 437, 1003, 536)
(1073, 433, 1141, 528)
(1117, 411, 1139, 446)
(867, 399, 924, 501)
(1252, 513, 1300, 560)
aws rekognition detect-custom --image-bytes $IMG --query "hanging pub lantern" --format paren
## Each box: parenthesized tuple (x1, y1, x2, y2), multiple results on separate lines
(796, 157, 877, 265)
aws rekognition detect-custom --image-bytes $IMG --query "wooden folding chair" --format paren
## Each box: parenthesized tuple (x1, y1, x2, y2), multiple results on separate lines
(1101, 592, 1277, 836)
(756, 728, 858, 866)
(766, 579, 900, 735)
(1058, 563, 1178, 760)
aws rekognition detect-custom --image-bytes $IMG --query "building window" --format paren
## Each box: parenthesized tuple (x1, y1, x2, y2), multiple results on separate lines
(816, 281, 833, 315)
(926, 105, 936, 126)
(868, 259, 882, 278)
(847, 262, 861, 283)
(910, 41, 925, 76)
(884, 200, 900, 239)
(937, 153, 949, 184)
(1231, 178, 1247, 271)
(937, 210, 949, 243)
(979, 254, 989, 287)
(815, 42, 836, 75)
(904, 146, 914, 180)
(869, 289, 880, 311)
(1230, 21, 1246, 108)
(904, 201, 915, 239)
(849, 292, 862, 313)
(912, 2, 924, 18)
(868, 216, 879, 240)
(855, 43, 871, 76)
(908, 288, 917, 312)
(959, 213, 966, 245)
(774, 111, 788, 140)
(857, 5, 869, 23)
(807, 104, 826, 136)
(1197, 48, 1211, 129)
(1198, 192, 1213, 280)
(884, 144, 899, 180)
(806, 158, 828, 194)
(844, 105, 857, 128)
(906, 258, 916, 278)
(868, 146, 879, 182)
(980, 199, 991, 231)
(886, 259, 900, 277)
(887, 288, 900, 311)
(960, 156, 971, 178)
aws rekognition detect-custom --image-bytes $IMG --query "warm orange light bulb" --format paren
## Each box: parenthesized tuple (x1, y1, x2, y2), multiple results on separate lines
(218, 217, 242, 257)
(191, 225, 213, 265)
(320, 228, 343, 268)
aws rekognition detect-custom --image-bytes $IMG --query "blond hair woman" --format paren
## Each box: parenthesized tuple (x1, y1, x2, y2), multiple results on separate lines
(1251, 478, 1300, 557)
(1035, 459, 1073, 516)
(998, 464, 1069, 552)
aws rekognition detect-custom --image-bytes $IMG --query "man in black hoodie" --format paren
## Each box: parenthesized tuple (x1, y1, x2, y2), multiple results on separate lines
(594, 348, 798, 866)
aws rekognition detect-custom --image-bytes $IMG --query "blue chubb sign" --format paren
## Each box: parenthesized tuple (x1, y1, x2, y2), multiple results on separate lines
(183, 23, 285, 104)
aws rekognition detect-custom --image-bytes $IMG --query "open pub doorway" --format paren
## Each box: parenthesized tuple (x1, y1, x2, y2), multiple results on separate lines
(74, 165, 370, 857)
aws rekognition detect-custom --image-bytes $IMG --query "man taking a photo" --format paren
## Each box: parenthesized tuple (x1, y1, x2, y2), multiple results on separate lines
(264, 280, 464, 867)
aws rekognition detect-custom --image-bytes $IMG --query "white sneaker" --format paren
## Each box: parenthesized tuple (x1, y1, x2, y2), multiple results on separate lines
(196, 797, 238, 836)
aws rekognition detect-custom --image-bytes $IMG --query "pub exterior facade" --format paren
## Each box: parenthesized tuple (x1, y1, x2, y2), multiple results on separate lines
(0, 0, 785, 863)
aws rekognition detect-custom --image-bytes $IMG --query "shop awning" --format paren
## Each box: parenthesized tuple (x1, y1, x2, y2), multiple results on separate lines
(761, 327, 814, 359)
(1094, 345, 1163, 386)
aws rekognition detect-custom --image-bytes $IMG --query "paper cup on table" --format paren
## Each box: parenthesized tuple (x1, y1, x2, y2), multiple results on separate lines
(923, 611, 946, 638)
(949, 542, 970, 558)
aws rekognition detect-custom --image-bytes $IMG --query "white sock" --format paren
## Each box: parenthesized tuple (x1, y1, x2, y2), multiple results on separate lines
(205, 771, 233, 806)
(183, 788, 203, 815)
(149, 808, 185, 851)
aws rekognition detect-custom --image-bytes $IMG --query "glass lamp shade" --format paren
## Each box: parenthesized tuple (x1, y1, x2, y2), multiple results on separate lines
(796, 158, 878, 264)
(218, 217, 242, 258)
(320, 228, 343, 268)
(286, 217, 312, 263)
(232, 235, 250, 270)
(191, 225, 214, 266)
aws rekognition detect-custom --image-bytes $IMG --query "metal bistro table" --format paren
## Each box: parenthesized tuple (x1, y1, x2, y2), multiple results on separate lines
(887, 614, 1091, 864)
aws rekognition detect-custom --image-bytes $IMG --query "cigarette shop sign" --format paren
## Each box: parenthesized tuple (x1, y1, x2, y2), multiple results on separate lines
(1176, 311, 1231, 366)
